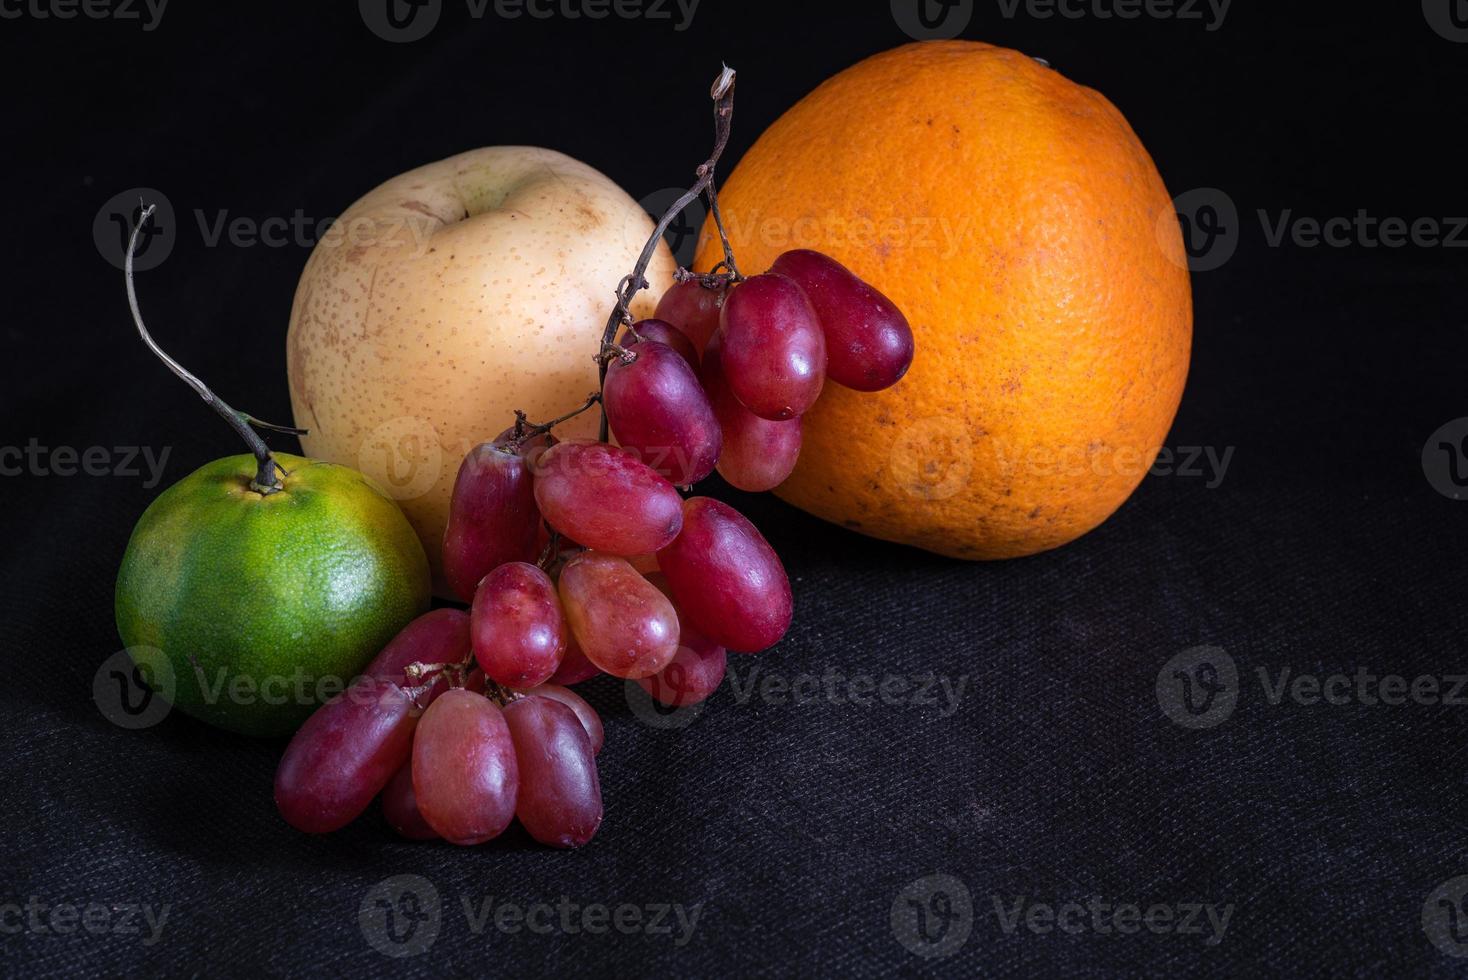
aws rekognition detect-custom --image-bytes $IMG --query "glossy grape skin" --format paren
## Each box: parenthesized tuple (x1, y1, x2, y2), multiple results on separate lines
(657, 497, 793, 653)
(604, 339, 722, 486)
(769, 249, 914, 391)
(274, 677, 418, 834)
(520, 683, 604, 755)
(617, 318, 698, 369)
(503, 696, 603, 848)
(702, 332, 802, 492)
(381, 758, 438, 840)
(533, 440, 683, 555)
(717, 273, 826, 420)
(547, 635, 601, 686)
(443, 439, 541, 602)
(412, 690, 519, 845)
(471, 562, 566, 688)
(558, 551, 680, 679)
(653, 278, 725, 355)
(362, 608, 471, 708)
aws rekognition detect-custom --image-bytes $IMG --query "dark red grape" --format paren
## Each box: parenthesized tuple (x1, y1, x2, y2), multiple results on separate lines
(548, 632, 601, 686)
(274, 677, 418, 834)
(471, 562, 566, 688)
(653, 278, 725, 355)
(520, 682, 604, 755)
(702, 332, 802, 491)
(770, 249, 914, 391)
(413, 689, 518, 845)
(381, 757, 438, 840)
(362, 608, 471, 708)
(443, 439, 541, 602)
(657, 497, 792, 653)
(533, 440, 683, 555)
(717, 273, 826, 420)
(503, 696, 603, 848)
(558, 551, 680, 679)
(604, 339, 722, 486)
(617, 318, 698, 369)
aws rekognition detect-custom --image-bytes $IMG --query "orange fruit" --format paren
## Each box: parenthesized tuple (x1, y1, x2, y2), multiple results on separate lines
(695, 41, 1192, 559)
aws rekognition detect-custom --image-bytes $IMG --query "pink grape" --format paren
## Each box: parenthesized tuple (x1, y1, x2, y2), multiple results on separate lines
(702, 332, 802, 491)
(717, 273, 826, 420)
(617, 317, 698, 368)
(653, 278, 725, 355)
(533, 440, 683, 555)
(520, 682, 604, 755)
(381, 758, 438, 840)
(769, 249, 914, 391)
(274, 677, 418, 834)
(657, 497, 792, 653)
(558, 551, 680, 679)
(412, 689, 519, 845)
(604, 339, 722, 486)
(443, 437, 542, 602)
(547, 634, 601, 686)
(362, 608, 471, 708)
(503, 696, 603, 848)
(471, 562, 566, 688)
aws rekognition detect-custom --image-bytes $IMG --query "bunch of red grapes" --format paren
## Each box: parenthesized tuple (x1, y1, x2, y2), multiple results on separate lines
(274, 249, 913, 848)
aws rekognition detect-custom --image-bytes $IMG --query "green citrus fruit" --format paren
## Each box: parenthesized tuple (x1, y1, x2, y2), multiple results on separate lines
(115, 452, 431, 737)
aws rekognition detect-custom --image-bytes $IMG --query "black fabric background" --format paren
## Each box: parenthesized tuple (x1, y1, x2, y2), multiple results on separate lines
(3, 2, 1466, 976)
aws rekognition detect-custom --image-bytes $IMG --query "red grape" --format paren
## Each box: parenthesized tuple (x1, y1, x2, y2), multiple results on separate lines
(769, 249, 914, 391)
(657, 497, 792, 653)
(637, 622, 727, 707)
(443, 439, 541, 602)
(717, 273, 826, 420)
(604, 339, 722, 486)
(503, 696, 603, 848)
(547, 633, 602, 685)
(274, 677, 418, 834)
(412, 689, 519, 845)
(617, 317, 698, 369)
(362, 608, 471, 707)
(381, 758, 438, 840)
(702, 332, 802, 491)
(558, 551, 680, 679)
(520, 682, 604, 755)
(533, 440, 683, 555)
(653, 278, 725, 355)
(471, 562, 566, 688)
